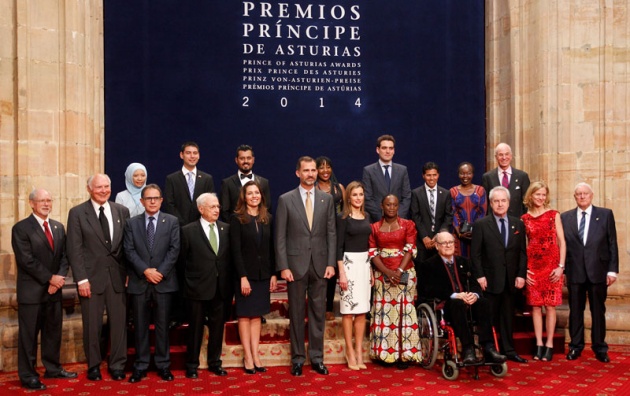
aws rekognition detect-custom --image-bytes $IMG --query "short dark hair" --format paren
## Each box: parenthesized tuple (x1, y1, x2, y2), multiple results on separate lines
(458, 161, 474, 172)
(296, 156, 315, 170)
(422, 161, 440, 174)
(180, 141, 199, 152)
(376, 134, 395, 148)
(236, 144, 254, 157)
(142, 184, 162, 198)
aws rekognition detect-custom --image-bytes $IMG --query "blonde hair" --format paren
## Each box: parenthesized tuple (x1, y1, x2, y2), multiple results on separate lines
(523, 181, 550, 209)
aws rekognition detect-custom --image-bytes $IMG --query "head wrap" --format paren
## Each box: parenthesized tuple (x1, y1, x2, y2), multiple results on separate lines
(124, 163, 147, 205)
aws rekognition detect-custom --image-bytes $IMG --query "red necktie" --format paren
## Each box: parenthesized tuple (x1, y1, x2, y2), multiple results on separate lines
(43, 221, 54, 250)
(501, 171, 509, 188)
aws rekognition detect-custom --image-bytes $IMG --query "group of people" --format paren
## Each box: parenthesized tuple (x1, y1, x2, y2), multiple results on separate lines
(11, 137, 619, 390)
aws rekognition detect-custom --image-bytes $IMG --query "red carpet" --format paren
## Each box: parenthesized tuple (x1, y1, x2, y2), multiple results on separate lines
(2, 346, 629, 395)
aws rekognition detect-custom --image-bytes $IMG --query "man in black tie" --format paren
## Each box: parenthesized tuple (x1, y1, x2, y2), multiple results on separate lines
(561, 182, 618, 363)
(481, 143, 530, 217)
(12, 189, 78, 390)
(421, 232, 506, 364)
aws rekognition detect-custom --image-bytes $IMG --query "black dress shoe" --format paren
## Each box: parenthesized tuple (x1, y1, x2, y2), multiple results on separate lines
(595, 352, 610, 363)
(109, 369, 126, 381)
(185, 368, 198, 379)
(128, 370, 147, 383)
(208, 366, 228, 376)
(566, 349, 581, 360)
(291, 363, 303, 376)
(44, 369, 78, 379)
(254, 365, 267, 373)
(243, 359, 256, 375)
(158, 368, 174, 381)
(462, 346, 477, 364)
(87, 367, 102, 381)
(506, 353, 528, 363)
(484, 348, 507, 363)
(396, 361, 410, 370)
(22, 378, 46, 390)
(311, 362, 329, 375)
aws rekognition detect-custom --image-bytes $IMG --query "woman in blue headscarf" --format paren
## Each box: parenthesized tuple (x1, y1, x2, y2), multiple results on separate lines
(115, 163, 147, 217)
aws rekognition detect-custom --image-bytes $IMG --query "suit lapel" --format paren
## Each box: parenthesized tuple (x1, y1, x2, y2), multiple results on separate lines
(312, 189, 327, 231)
(217, 222, 229, 256)
(110, 204, 124, 248)
(50, 219, 63, 254)
(487, 216, 504, 246)
(28, 215, 52, 252)
(372, 163, 389, 194)
(196, 221, 214, 253)
(84, 201, 109, 247)
(289, 189, 310, 230)
(586, 206, 600, 245)
(565, 209, 579, 238)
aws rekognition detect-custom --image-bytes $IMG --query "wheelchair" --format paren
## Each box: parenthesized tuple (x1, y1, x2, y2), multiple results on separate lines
(417, 299, 508, 381)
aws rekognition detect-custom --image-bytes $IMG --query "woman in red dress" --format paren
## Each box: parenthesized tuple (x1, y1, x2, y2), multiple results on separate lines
(522, 181, 566, 361)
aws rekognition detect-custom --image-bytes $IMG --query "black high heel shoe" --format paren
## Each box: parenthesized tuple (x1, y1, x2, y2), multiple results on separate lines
(243, 359, 256, 375)
(254, 365, 267, 373)
(542, 347, 553, 362)
(533, 345, 544, 361)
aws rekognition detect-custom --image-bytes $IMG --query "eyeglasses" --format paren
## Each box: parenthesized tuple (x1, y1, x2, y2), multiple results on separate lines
(437, 241, 455, 246)
(32, 199, 53, 204)
(142, 196, 162, 202)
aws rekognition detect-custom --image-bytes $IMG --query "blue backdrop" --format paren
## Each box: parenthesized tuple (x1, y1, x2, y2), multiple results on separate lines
(104, 1, 486, 209)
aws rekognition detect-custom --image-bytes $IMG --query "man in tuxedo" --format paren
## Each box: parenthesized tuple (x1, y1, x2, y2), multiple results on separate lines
(481, 143, 530, 217)
(12, 189, 78, 390)
(471, 186, 528, 363)
(276, 156, 336, 376)
(181, 193, 231, 378)
(421, 232, 506, 364)
(220, 144, 271, 222)
(562, 182, 618, 363)
(124, 184, 180, 383)
(411, 162, 453, 268)
(362, 134, 412, 221)
(67, 174, 130, 380)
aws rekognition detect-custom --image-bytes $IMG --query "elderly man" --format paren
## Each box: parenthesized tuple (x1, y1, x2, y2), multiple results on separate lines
(481, 143, 530, 217)
(561, 183, 618, 363)
(67, 174, 130, 381)
(12, 189, 77, 390)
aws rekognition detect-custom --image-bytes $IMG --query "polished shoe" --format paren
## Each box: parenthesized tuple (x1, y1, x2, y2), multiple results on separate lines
(254, 364, 267, 373)
(595, 352, 610, 363)
(566, 349, 581, 361)
(291, 363, 303, 376)
(533, 345, 544, 361)
(185, 369, 198, 379)
(87, 366, 102, 381)
(22, 378, 46, 390)
(158, 368, 174, 381)
(506, 353, 528, 363)
(542, 346, 554, 362)
(128, 370, 147, 383)
(484, 347, 507, 363)
(396, 361, 410, 370)
(312, 362, 329, 375)
(243, 359, 256, 375)
(208, 366, 228, 376)
(462, 346, 477, 364)
(109, 369, 126, 381)
(44, 369, 78, 379)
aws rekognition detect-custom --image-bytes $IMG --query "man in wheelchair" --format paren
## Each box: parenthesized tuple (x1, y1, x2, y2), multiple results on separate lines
(420, 232, 506, 364)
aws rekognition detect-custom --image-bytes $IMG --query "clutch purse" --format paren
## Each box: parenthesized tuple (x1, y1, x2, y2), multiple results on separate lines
(459, 221, 473, 234)
(384, 271, 409, 285)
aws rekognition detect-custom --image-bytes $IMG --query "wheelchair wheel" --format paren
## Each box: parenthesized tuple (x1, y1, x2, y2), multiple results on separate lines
(490, 362, 508, 377)
(442, 360, 459, 381)
(417, 303, 438, 369)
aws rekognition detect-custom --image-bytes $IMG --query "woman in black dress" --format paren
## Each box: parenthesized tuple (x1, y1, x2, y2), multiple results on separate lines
(230, 180, 277, 374)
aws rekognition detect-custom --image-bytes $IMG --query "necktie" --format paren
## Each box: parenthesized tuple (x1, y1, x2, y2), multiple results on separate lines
(429, 188, 436, 231)
(446, 261, 461, 293)
(43, 221, 54, 250)
(240, 173, 252, 180)
(500, 218, 507, 247)
(209, 223, 218, 253)
(383, 165, 391, 191)
(578, 211, 586, 245)
(99, 206, 111, 247)
(147, 216, 155, 250)
(501, 171, 509, 188)
(187, 172, 195, 200)
(305, 191, 313, 230)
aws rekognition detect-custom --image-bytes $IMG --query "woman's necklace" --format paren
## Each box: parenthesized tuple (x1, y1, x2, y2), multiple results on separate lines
(383, 218, 398, 231)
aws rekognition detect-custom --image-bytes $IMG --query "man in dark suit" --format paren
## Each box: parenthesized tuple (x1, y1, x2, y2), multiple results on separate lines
(561, 182, 619, 363)
(67, 174, 130, 380)
(124, 184, 180, 383)
(220, 144, 271, 222)
(362, 134, 412, 221)
(181, 193, 231, 378)
(481, 143, 530, 217)
(12, 189, 78, 390)
(276, 156, 336, 376)
(471, 186, 528, 363)
(411, 162, 453, 268)
(421, 232, 506, 364)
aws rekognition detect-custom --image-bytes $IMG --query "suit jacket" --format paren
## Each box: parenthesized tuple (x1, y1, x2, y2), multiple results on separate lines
(220, 173, 271, 221)
(124, 212, 180, 294)
(420, 254, 482, 301)
(470, 214, 527, 294)
(275, 188, 337, 279)
(561, 206, 619, 284)
(411, 184, 454, 241)
(481, 167, 530, 217)
(180, 220, 231, 300)
(66, 200, 130, 294)
(164, 170, 215, 225)
(362, 162, 412, 221)
(12, 214, 69, 304)
(230, 215, 275, 281)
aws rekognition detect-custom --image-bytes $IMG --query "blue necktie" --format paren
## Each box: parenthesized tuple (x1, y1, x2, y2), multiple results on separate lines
(147, 216, 155, 250)
(500, 218, 507, 247)
(578, 211, 586, 245)
(187, 172, 195, 200)
(383, 165, 391, 192)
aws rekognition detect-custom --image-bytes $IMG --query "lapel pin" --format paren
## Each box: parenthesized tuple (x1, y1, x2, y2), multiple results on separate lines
(515, 179, 519, 183)
(117, 219, 120, 223)
(596, 217, 599, 221)
(54, 225, 58, 229)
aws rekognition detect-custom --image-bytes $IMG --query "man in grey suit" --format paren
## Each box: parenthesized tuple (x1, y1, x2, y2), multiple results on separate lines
(276, 156, 336, 376)
(362, 134, 412, 221)
(124, 184, 180, 383)
(67, 174, 130, 381)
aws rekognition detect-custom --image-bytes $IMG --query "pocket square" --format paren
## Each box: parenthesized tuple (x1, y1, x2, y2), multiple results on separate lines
(515, 186, 520, 190)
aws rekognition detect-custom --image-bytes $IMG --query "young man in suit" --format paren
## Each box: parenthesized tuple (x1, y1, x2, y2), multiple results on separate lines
(471, 186, 528, 363)
(67, 174, 130, 381)
(481, 143, 530, 218)
(362, 134, 412, 221)
(181, 193, 231, 378)
(275, 156, 337, 376)
(421, 231, 505, 364)
(561, 182, 619, 363)
(124, 184, 180, 383)
(12, 189, 77, 390)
